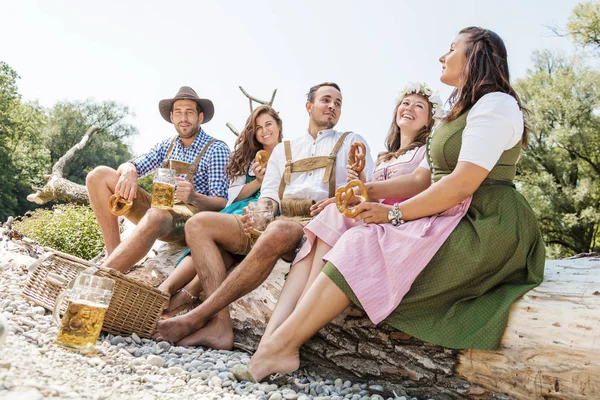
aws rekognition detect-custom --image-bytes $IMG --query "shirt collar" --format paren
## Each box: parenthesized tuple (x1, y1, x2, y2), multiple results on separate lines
(307, 128, 336, 139)
(176, 128, 207, 149)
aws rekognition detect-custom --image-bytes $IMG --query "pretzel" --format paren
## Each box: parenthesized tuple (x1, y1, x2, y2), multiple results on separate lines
(255, 150, 270, 169)
(108, 194, 133, 216)
(348, 142, 366, 173)
(335, 180, 369, 218)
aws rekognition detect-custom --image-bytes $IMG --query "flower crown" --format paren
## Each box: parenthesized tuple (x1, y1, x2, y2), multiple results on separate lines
(397, 82, 444, 118)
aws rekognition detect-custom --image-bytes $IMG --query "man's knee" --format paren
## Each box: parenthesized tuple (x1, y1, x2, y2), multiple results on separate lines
(264, 220, 304, 245)
(142, 208, 174, 234)
(86, 166, 117, 188)
(185, 212, 221, 240)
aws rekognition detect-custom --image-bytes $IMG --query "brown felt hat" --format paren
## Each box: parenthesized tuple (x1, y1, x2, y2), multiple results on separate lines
(158, 86, 214, 124)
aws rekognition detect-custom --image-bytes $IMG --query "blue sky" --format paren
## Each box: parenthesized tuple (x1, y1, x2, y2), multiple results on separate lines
(1, 0, 582, 158)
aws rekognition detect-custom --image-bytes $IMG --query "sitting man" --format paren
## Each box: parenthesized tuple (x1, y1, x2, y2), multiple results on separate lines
(86, 86, 230, 273)
(155, 82, 374, 349)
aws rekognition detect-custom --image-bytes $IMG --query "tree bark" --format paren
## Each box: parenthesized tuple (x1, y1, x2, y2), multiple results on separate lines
(27, 126, 98, 205)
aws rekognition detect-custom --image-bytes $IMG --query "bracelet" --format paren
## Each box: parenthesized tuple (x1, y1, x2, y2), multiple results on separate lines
(388, 203, 405, 226)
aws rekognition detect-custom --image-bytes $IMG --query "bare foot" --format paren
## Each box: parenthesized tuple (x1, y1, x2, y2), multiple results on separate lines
(176, 317, 234, 349)
(153, 313, 206, 343)
(162, 290, 198, 319)
(248, 338, 300, 382)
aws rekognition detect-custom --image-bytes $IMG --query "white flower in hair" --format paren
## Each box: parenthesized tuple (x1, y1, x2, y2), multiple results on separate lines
(404, 82, 421, 94)
(397, 82, 445, 119)
(429, 94, 442, 106)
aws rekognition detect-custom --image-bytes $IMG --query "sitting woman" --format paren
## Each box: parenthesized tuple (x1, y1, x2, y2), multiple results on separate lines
(262, 82, 443, 340)
(158, 105, 282, 316)
(249, 26, 546, 381)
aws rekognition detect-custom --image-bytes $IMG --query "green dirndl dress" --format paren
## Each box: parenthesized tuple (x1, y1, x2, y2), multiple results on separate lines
(323, 112, 546, 350)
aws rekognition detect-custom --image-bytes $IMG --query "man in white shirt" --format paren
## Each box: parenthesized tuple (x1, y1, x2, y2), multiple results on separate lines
(155, 82, 373, 348)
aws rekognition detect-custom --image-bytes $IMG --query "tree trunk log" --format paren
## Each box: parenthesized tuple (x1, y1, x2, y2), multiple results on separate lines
(27, 175, 89, 205)
(26, 126, 98, 205)
(226, 257, 600, 400)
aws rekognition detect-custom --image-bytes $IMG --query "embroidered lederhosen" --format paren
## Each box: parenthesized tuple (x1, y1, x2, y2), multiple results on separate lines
(277, 131, 351, 218)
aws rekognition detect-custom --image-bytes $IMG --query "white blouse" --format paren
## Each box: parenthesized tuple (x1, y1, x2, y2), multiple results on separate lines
(419, 92, 523, 172)
(226, 167, 256, 206)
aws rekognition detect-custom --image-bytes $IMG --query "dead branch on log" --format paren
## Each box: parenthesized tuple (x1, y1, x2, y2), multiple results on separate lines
(27, 126, 99, 205)
(226, 87, 278, 136)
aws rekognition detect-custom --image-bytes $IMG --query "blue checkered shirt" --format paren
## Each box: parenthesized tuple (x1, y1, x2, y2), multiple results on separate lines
(130, 129, 231, 199)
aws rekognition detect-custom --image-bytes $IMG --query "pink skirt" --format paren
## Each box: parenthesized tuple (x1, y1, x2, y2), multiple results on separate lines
(294, 197, 472, 324)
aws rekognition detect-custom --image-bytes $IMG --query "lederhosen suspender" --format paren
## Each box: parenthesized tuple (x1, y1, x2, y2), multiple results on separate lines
(162, 137, 217, 184)
(277, 131, 352, 200)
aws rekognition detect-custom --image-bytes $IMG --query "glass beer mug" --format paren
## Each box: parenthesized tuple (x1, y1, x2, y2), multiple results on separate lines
(52, 274, 115, 352)
(248, 201, 274, 233)
(151, 168, 177, 209)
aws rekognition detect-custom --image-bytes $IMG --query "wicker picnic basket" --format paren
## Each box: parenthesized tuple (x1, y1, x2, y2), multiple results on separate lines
(22, 249, 169, 338)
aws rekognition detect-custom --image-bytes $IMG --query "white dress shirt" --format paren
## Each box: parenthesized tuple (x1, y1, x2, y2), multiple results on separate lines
(260, 129, 374, 210)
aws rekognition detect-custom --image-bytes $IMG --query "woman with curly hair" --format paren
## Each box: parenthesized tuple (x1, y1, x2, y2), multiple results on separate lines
(159, 106, 282, 319)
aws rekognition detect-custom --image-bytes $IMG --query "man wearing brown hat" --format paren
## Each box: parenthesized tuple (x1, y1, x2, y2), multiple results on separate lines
(86, 86, 231, 272)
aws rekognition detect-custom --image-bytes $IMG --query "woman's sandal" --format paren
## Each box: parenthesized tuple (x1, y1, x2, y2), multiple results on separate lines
(161, 289, 200, 319)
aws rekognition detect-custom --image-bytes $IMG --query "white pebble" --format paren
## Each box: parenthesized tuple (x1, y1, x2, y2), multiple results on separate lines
(146, 355, 165, 368)
(208, 376, 223, 387)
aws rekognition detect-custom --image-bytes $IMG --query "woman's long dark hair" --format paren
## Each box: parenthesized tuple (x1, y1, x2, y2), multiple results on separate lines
(447, 26, 528, 146)
(225, 106, 283, 179)
(377, 94, 434, 165)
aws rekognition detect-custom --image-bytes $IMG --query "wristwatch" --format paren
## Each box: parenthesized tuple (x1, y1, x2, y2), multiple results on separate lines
(387, 203, 405, 226)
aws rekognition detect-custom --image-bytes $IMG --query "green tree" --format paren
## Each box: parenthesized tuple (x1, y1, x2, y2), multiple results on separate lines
(0, 62, 49, 221)
(44, 99, 138, 185)
(567, 1, 600, 49)
(515, 50, 600, 257)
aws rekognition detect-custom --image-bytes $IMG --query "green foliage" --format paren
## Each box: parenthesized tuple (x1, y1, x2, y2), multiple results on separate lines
(13, 204, 104, 260)
(45, 99, 138, 184)
(515, 50, 600, 257)
(0, 62, 50, 222)
(138, 174, 153, 193)
(567, 1, 600, 49)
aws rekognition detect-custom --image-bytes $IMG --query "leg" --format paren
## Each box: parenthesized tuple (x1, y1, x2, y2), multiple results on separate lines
(100, 207, 174, 272)
(176, 245, 237, 348)
(298, 238, 333, 302)
(154, 212, 244, 347)
(262, 246, 314, 340)
(157, 218, 304, 344)
(263, 237, 333, 341)
(158, 256, 201, 317)
(249, 272, 351, 382)
(158, 255, 197, 295)
(86, 166, 121, 254)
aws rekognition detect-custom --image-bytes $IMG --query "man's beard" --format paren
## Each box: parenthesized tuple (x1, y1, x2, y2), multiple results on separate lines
(176, 123, 200, 139)
(312, 115, 335, 130)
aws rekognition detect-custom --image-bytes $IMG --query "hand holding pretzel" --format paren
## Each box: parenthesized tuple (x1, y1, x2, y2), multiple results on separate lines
(335, 180, 369, 218)
(108, 194, 133, 216)
(348, 142, 366, 173)
(255, 150, 270, 169)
